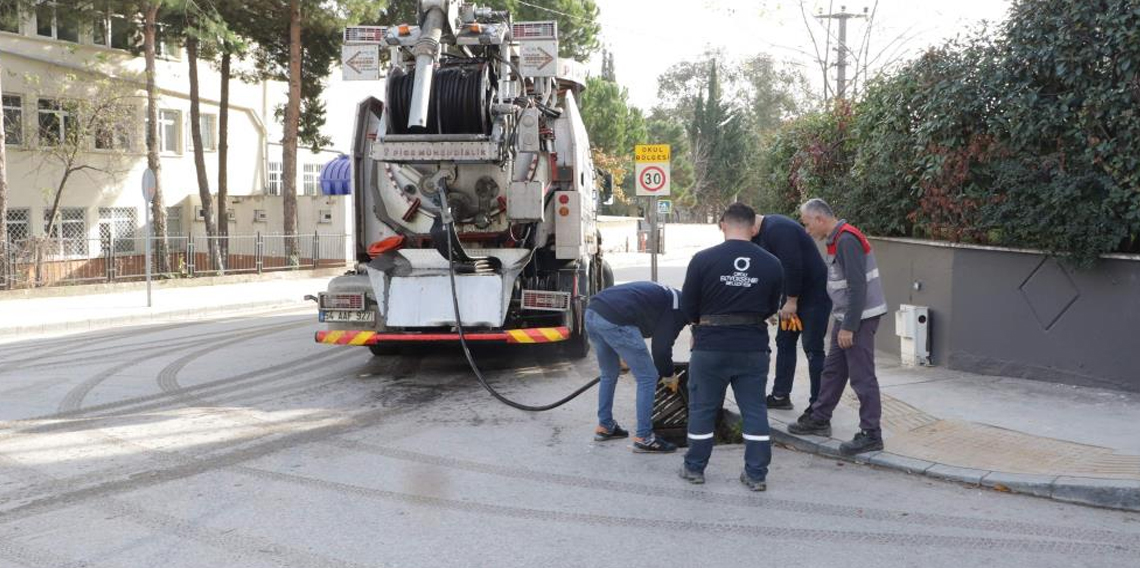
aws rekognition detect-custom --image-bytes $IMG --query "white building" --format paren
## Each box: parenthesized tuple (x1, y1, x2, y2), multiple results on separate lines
(1, 2, 360, 281)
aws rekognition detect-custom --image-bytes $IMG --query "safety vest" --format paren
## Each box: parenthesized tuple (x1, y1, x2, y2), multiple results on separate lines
(825, 222, 888, 322)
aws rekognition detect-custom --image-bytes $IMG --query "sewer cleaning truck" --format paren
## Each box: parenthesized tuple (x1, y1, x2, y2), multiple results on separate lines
(313, 0, 613, 358)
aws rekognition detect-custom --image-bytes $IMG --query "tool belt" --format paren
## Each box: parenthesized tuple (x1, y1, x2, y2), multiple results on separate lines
(698, 314, 767, 327)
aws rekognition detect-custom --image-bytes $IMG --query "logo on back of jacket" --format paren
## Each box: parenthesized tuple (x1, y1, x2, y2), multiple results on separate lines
(720, 257, 760, 288)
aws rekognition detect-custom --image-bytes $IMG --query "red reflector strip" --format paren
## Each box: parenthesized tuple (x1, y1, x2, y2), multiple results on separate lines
(315, 331, 509, 344)
(315, 327, 571, 345)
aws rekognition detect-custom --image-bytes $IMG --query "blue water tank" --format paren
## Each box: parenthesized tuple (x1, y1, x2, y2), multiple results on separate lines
(320, 155, 351, 196)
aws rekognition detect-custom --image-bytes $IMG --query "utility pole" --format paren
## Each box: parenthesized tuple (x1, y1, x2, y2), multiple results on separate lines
(817, 6, 867, 99)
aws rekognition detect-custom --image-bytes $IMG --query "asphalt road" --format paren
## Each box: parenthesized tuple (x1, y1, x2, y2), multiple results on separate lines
(1, 290, 1139, 566)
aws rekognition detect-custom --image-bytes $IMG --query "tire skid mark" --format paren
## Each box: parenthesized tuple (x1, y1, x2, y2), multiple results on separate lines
(229, 465, 1137, 557)
(0, 357, 378, 505)
(54, 320, 308, 414)
(0, 349, 445, 515)
(5, 319, 312, 377)
(0, 308, 311, 373)
(328, 439, 1140, 548)
(18, 347, 345, 428)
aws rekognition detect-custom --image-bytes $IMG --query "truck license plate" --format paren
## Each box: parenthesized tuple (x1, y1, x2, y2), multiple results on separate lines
(320, 310, 376, 323)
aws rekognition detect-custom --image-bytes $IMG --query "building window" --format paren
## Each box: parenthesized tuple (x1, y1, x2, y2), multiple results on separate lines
(110, 14, 131, 49)
(0, 1, 19, 34)
(44, 207, 87, 257)
(166, 206, 183, 237)
(303, 163, 321, 196)
(35, 3, 79, 43)
(5, 208, 30, 244)
(98, 207, 137, 254)
(35, 3, 52, 37)
(199, 114, 216, 151)
(95, 106, 133, 151)
(158, 109, 180, 153)
(3, 94, 22, 146)
(38, 98, 76, 147)
(155, 27, 180, 59)
(267, 161, 282, 195)
(92, 11, 135, 50)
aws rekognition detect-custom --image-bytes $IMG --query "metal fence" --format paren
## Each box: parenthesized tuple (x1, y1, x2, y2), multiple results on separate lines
(0, 233, 350, 290)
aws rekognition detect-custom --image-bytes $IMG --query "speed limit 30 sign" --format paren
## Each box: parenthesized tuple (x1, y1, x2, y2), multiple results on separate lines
(635, 144, 671, 197)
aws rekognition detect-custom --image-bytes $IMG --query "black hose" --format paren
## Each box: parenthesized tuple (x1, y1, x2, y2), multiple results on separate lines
(388, 64, 494, 135)
(440, 182, 599, 412)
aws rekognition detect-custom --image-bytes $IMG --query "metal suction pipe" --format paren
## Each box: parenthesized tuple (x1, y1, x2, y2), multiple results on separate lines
(408, 5, 445, 129)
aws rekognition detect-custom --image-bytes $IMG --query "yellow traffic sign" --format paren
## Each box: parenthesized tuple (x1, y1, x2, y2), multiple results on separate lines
(635, 144, 671, 163)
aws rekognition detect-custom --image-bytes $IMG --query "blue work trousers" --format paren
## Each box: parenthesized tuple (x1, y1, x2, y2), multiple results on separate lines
(684, 350, 772, 481)
(585, 309, 658, 439)
(771, 293, 832, 403)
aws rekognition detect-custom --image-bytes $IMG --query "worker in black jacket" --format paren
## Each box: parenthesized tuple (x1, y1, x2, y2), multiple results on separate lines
(679, 203, 783, 491)
(586, 281, 689, 453)
(752, 213, 832, 414)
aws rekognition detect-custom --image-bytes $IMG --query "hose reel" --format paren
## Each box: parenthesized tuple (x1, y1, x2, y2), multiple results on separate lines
(387, 63, 495, 135)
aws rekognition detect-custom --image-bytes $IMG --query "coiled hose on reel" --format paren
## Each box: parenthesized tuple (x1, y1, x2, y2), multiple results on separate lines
(387, 64, 493, 135)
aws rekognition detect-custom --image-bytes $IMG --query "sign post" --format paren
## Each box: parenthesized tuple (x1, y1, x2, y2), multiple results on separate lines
(142, 169, 156, 308)
(635, 144, 671, 282)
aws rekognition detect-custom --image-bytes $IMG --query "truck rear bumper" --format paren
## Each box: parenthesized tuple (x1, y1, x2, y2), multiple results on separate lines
(315, 327, 571, 345)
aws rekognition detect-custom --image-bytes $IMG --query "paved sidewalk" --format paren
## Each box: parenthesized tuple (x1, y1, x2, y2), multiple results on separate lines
(748, 354, 1140, 512)
(0, 270, 337, 341)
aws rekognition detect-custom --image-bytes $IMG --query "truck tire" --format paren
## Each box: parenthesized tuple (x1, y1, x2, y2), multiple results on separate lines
(368, 342, 401, 357)
(562, 315, 591, 359)
(563, 263, 592, 360)
(601, 258, 614, 290)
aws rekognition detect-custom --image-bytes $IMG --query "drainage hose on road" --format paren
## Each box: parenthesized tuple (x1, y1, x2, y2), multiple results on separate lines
(440, 183, 600, 412)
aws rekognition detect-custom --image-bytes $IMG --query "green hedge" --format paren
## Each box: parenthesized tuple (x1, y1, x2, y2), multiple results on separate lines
(753, 0, 1140, 267)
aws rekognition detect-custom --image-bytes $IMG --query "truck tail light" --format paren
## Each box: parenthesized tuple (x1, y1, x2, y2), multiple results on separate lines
(522, 290, 571, 312)
(320, 293, 365, 310)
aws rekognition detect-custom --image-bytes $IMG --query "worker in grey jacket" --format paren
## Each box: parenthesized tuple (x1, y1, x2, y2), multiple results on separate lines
(787, 198, 889, 456)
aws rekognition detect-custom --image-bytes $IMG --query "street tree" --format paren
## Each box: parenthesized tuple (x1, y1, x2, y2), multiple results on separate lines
(0, 50, 9, 287)
(687, 60, 757, 216)
(184, 16, 225, 273)
(224, 0, 376, 266)
(578, 75, 647, 216)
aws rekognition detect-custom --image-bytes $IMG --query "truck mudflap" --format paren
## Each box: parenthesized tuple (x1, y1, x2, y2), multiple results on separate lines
(315, 326, 570, 345)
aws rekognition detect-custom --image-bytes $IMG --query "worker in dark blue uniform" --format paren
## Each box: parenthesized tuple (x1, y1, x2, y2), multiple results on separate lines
(586, 281, 689, 453)
(679, 203, 783, 490)
(752, 213, 831, 413)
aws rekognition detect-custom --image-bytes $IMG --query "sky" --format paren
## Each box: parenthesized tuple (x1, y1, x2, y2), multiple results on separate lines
(588, 0, 1014, 110)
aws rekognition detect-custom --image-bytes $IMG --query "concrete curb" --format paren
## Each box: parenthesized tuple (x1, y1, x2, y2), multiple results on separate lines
(0, 299, 311, 339)
(768, 418, 1140, 512)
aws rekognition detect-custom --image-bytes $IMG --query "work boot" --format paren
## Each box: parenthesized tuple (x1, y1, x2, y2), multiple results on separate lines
(786, 413, 831, 437)
(739, 471, 767, 492)
(678, 466, 705, 485)
(632, 434, 677, 454)
(766, 394, 794, 410)
(840, 429, 884, 455)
